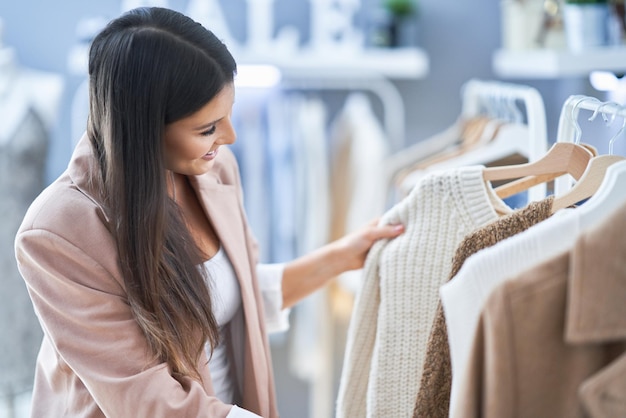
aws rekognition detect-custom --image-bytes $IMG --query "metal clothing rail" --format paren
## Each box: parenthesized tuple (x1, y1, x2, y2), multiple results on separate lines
(279, 69, 406, 152)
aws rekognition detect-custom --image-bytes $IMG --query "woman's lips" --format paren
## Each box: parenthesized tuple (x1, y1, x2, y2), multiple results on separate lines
(202, 148, 219, 161)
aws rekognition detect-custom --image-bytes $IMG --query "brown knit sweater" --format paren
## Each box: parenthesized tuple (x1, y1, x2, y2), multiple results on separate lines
(412, 196, 554, 418)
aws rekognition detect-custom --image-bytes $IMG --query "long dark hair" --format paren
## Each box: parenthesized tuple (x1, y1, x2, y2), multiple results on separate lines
(86, 7, 236, 381)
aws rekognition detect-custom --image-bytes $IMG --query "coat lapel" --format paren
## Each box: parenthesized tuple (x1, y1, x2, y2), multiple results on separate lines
(188, 174, 257, 323)
(566, 201, 626, 344)
(579, 352, 626, 417)
(187, 172, 272, 416)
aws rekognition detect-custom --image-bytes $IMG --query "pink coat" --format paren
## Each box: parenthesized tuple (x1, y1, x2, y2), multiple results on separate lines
(15, 135, 279, 417)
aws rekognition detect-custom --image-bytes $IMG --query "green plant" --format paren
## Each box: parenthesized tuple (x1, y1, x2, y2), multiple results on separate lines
(384, 0, 417, 17)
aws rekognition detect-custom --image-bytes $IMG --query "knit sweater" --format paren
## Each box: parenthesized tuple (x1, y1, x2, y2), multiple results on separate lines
(336, 166, 509, 418)
(412, 196, 554, 418)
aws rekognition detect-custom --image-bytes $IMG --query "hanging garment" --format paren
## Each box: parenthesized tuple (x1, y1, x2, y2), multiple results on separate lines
(292, 95, 330, 258)
(230, 90, 273, 263)
(441, 205, 584, 417)
(265, 93, 297, 264)
(413, 195, 554, 418)
(288, 95, 331, 381)
(385, 116, 474, 200)
(0, 109, 48, 397)
(329, 92, 390, 239)
(336, 166, 513, 418)
(328, 92, 391, 294)
(455, 200, 626, 417)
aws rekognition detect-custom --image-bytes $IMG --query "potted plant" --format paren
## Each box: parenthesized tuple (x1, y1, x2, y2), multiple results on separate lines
(383, 0, 418, 47)
(562, 0, 610, 51)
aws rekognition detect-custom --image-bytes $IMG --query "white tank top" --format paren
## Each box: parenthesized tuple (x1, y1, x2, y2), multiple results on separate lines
(202, 246, 241, 404)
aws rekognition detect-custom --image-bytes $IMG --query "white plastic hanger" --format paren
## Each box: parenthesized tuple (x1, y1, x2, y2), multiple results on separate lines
(553, 95, 614, 194)
(552, 101, 626, 213)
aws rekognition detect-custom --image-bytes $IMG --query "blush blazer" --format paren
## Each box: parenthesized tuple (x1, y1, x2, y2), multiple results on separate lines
(15, 135, 279, 417)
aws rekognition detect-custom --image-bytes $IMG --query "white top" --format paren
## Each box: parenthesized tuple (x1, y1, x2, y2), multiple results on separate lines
(336, 166, 511, 418)
(441, 208, 578, 418)
(203, 247, 241, 405)
(202, 248, 289, 418)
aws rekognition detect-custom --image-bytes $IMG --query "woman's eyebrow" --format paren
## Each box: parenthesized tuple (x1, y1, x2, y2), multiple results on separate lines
(194, 118, 222, 130)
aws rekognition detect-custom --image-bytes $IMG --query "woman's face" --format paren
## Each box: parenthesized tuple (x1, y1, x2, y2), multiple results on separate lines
(163, 83, 236, 176)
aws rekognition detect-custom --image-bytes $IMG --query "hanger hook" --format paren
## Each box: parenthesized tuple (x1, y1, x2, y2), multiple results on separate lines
(569, 96, 602, 144)
(607, 105, 626, 155)
(600, 102, 618, 126)
(588, 101, 611, 123)
(588, 101, 619, 138)
(569, 96, 589, 144)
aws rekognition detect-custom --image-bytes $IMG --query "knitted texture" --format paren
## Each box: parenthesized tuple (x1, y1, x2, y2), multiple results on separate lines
(336, 166, 500, 418)
(413, 195, 554, 418)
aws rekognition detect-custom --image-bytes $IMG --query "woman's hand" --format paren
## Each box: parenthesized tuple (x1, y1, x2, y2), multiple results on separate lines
(281, 219, 404, 308)
(330, 218, 405, 272)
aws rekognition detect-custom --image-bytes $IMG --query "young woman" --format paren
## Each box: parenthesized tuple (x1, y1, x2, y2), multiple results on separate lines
(14, 7, 403, 418)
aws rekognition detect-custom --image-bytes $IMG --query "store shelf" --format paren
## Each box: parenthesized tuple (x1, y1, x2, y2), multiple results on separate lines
(233, 47, 429, 80)
(493, 46, 626, 79)
(70, 44, 429, 80)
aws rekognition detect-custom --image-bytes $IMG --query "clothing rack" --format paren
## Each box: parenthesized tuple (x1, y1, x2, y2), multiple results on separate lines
(279, 69, 405, 152)
(461, 79, 549, 201)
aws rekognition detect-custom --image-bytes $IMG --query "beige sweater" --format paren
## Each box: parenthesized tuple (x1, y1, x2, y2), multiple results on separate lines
(336, 166, 509, 418)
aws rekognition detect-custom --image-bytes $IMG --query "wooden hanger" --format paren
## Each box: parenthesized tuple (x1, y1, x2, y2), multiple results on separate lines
(551, 153, 626, 212)
(390, 115, 494, 194)
(483, 141, 594, 198)
(486, 96, 606, 199)
(411, 116, 500, 170)
(491, 142, 597, 199)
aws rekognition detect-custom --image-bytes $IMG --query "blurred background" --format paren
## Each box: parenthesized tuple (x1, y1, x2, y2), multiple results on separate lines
(1, 0, 625, 417)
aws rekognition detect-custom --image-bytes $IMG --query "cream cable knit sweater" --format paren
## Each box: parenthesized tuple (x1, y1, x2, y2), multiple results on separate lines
(336, 166, 506, 418)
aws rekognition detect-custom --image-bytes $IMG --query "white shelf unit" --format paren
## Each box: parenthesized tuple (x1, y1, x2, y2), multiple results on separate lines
(493, 46, 626, 78)
(233, 47, 429, 80)
(234, 47, 429, 151)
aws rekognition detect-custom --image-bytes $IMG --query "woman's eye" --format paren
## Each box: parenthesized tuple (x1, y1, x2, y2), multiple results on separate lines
(201, 125, 217, 136)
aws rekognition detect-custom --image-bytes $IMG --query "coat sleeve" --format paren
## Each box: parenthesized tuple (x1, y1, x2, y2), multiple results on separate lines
(15, 228, 234, 418)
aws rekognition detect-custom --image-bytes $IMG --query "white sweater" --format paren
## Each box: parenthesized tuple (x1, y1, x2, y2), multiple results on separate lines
(336, 166, 509, 418)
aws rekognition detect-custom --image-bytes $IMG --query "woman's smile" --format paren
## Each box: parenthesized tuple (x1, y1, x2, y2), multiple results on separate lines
(202, 148, 219, 161)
